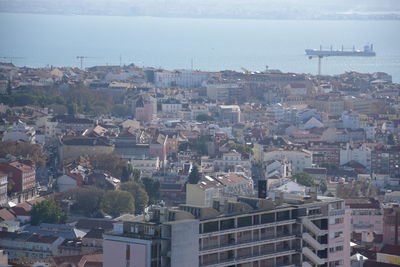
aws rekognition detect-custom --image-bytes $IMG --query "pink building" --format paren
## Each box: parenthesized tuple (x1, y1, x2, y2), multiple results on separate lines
(135, 103, 155, 123)
(346, 199, 383, 248)
(132, 95, 157, 123)
(325, 200, 351, 267)
(149, 134, 167, 163)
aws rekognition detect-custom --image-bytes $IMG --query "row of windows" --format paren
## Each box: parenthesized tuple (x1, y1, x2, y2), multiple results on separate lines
(329, 245, 343, 253)
(329, 259, 344, 266)
(202, 210, 293, 233)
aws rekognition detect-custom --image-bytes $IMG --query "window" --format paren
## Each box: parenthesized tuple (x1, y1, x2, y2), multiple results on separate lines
(334, 231, 342, 238)
(335, 218, 344, 224)
(336, 245, 343, 251)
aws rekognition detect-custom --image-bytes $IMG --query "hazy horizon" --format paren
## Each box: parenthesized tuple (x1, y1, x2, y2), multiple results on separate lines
(1, 0, 400, 19)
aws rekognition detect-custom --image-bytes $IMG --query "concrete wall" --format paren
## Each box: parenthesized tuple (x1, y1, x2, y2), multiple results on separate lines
(103, 235, 151, 267)
(169, 220, 199, 267)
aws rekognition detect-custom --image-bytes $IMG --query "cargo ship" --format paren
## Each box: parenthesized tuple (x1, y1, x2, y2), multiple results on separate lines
(305, 44, 376, 57)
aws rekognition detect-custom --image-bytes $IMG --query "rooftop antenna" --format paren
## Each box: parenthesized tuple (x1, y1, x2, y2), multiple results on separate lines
(119, 54, 122, 67)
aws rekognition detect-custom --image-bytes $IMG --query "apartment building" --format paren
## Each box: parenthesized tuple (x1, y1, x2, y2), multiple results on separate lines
(154, 70, 211, 88)
(371, 146, 400, 178)
(307, 142, 342, 167)
(340, 143, 372, 171)
(219, 105, 241, 124)
(263, 149, 313, 173)
(0, 172, 7, 206)
(0, 160, 36, 200)
(0, 232, 64, 260)
(103, 195, 350, 267)
(345, 199, 383, 248)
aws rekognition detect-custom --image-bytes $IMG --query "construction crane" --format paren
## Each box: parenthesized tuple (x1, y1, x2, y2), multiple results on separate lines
(0, 56, 25, 64)
(308, 55, 326, 76)
(76, 56, 97, 69)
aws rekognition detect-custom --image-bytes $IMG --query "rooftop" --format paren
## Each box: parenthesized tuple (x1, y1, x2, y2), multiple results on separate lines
(380, 244, 400, 256)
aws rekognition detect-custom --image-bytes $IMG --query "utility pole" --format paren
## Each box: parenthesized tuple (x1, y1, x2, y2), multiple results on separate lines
(76, 56, 97, 69)
(0, 56, 25, 64)
(76, 56, 85, 69)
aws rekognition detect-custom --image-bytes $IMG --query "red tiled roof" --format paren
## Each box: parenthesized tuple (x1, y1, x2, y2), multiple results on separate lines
(8, 161, 34, 172)
(66, 172, 83, 186)
(11, 206, 31, 217)
(15, 202, 33, 212)
(0, 208, 16, 221)
(215, 173, 249, 186)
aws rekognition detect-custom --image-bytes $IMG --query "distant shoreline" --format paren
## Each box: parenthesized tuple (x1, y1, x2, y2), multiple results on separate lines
(1, 11, 399, 21)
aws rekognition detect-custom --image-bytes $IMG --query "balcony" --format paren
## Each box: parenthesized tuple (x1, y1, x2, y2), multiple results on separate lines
(200, 219, 297, 237)
(302, 262, 313, 267)
(302, 247, 326, 266)
(200, 233, 296, 253)
(353, 223, 373, 228)
(201, 247, 299, 267)
(302, 233, 327, 250)
(301, 218, 328, 236)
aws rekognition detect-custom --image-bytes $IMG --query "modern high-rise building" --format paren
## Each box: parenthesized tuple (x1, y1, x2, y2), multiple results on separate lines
(103, 194, 350, 267)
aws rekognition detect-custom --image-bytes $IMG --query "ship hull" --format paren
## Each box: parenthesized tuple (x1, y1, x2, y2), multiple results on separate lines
(305, 49, 376, 57)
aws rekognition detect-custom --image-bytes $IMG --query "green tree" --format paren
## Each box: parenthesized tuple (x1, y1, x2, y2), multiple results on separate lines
(101, 190, 135, 217)
(66, 187, 105, 216)
(120, 182, 149, 213)
(388, 133, 396, 145)
(67, 102, 78, 115)
(178, 136, 209, 155)
(111, 104, 130, 117)
(132, 168, 141, 182)
(48, 103, 68, 115)
(0, 140, 47, 166)
(89, 153, 126, 179)
(188, 165, 201, 184)
(142, 177, 160, 204)
(291, 172, 315, 187)
(31, 200, 68, 225)
(319, 180, 328, 194)
(121, 164, 133, 182)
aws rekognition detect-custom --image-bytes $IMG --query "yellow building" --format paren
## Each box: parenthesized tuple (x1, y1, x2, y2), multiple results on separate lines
(377, 245, 400, 265)
(307, 99, 344, 115)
